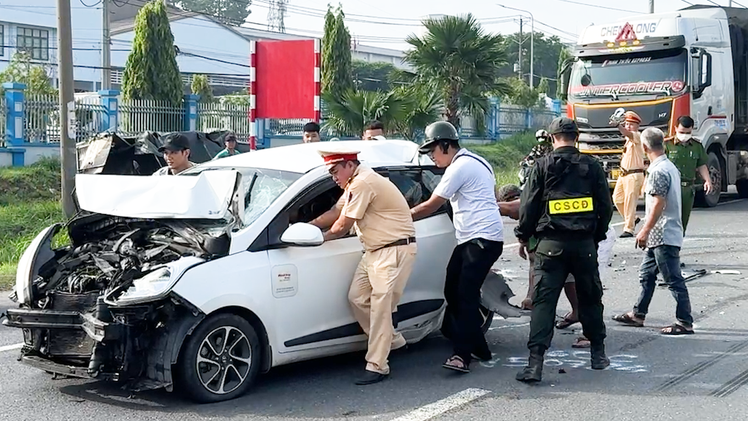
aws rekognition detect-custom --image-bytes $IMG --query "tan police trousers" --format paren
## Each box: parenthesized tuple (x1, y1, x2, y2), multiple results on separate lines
(613, 172, 645, 234)
(348, 243, 417, 374)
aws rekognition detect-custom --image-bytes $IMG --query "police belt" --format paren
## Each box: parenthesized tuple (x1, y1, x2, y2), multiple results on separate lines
(681, 180, 696, 188)
(620, 168, 645, 176)
(372, 237, 416, 252)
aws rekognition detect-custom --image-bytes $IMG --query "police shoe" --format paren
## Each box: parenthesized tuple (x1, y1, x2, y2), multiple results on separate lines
(355, 370, 388, 385)
(591, 345, 610, 370)
(516, 348, 544, 383)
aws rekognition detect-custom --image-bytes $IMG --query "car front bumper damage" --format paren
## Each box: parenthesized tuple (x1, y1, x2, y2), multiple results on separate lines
(2, 293, 204, 392)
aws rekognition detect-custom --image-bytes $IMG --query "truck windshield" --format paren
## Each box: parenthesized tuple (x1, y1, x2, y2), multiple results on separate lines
(570, 48, 688, 100)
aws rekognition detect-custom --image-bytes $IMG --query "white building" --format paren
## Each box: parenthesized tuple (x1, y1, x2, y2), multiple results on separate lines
(0, 1, 410, 93)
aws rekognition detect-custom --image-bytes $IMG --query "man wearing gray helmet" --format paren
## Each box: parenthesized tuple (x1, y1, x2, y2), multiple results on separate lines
(411, 121, 504, 374)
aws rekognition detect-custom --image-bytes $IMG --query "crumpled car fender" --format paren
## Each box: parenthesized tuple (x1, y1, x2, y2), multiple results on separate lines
(480, 271, 529, 319)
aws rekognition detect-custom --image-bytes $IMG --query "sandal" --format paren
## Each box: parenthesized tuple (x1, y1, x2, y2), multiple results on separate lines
(555, 313, 579, 329)
(612, 312, 644, 327)
(572, 336, 591, 349)
(661, 323, 694, 336)
(442, 355, 470, 373)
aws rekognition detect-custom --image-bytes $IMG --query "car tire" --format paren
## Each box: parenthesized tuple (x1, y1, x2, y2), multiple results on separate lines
(440, 305, 494, 340)
(694, 151, 721, 208)
(176, 313, 262, 403)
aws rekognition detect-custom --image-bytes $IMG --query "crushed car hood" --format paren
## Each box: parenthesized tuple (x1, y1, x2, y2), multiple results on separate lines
(75, 170, 243, 222)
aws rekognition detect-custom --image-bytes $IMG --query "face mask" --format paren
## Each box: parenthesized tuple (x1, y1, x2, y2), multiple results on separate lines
(676, 133, 692, 142)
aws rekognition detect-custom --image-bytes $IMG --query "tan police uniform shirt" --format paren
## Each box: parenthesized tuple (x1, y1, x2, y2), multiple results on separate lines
(339, 166, 415, 252)
(620, 131, 645, 171)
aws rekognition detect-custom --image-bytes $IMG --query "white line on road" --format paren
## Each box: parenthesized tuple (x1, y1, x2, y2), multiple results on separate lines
(0, 343, 23, 352)
(390, 388, 491, 421)
(504, 221, 625, 249)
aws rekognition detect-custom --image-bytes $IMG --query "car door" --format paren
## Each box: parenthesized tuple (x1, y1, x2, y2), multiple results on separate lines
(380, 166, 456, 329)
(264, 178, 367, 354)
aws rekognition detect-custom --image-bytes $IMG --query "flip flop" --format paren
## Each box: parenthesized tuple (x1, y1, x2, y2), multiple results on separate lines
(555, 313, 579, 329)
(661, 323, 694, 336)
(612, 312, 644, 327)
(572, 337, 591, 348)
(442, 355, 470, 373)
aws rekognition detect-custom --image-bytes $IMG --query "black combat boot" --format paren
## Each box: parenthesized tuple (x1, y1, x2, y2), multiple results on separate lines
(516, 347, 544, 383)
(590, 343, 610, 370)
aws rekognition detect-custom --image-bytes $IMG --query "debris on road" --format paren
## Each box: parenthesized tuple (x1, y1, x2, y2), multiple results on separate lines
(712, 270, 742, 275)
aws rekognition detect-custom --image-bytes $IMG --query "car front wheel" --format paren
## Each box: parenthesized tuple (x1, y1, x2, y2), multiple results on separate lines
(177, 314, 262, 403)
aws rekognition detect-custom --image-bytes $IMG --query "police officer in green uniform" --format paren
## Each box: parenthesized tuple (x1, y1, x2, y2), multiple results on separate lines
(665, 116, 714, 233)
(514, 117, 614, 383)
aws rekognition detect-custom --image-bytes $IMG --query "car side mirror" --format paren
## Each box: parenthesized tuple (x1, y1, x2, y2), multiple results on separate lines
(281, 223, 324, 247)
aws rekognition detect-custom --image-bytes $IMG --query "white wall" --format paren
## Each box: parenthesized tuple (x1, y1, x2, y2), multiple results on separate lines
(0, 1, 103, 86)
(111, 17, 250, 78)
(25, 145, 60, 165)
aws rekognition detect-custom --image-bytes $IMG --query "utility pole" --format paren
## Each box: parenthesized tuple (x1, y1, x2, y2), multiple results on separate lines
(57, 0, 77, 218)
(102, 0, 111, 90)
(518, 17, 523, 80)
(649, 0, 654, 13)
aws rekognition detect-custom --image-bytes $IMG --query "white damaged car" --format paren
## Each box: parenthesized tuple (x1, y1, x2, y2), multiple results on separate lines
(3, 140, 523, 403)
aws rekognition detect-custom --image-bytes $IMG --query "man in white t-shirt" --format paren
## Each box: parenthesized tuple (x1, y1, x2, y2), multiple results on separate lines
(411, 121, 504, 374)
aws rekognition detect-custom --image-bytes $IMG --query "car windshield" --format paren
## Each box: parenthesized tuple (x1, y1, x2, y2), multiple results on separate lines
(570, 48, 687, 100)
(182, 166, 302, 228)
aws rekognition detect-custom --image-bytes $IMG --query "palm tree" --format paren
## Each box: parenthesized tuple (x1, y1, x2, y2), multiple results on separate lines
(322, 89, 408, 137)
(404, 14, 510, 130)
(393, 84, 444, 140)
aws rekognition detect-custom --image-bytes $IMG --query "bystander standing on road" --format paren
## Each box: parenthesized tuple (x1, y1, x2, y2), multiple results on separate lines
(614, 111, 646, 238)
(152, 133, 196, 176)
(212, 132, 242, 160)
(411, 121, 504, 374)
(310, 147, 417, 385)
(514, 117, 613, 383)
(613, 128, 694, 335)
(665, 116, 714, 234)
(303, 122, 322, 143)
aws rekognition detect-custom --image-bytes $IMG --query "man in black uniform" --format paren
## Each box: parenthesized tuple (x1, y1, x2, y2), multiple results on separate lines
(514, 117, 614, 383)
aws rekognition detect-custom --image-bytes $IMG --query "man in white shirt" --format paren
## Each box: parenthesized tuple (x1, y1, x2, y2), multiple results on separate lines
(411, 121, 504, 374)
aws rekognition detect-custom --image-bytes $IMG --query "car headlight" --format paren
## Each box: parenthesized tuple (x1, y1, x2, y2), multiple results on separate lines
(105, 256, 204, 305)
(115, 267, 173, 304)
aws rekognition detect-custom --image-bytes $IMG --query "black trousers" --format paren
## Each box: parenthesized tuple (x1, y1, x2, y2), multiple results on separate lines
(528, 238, 606, 352)
(444, 238, 503, 362)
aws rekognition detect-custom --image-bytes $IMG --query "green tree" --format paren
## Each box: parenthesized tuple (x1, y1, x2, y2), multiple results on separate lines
(321, 5, 353, 99)
(392, 84, 444, 140)
(0, 52, 56, 96)
(404, 14, 510, 129)
(122, 0, 183, 105)
(167, 0, 251, 26)
(537, 77, 550, 95)
(499, 32, 567, 99)
(322, 89, 407, 137)
(504, 78, 542, 109)
(191, 74, 214, 103)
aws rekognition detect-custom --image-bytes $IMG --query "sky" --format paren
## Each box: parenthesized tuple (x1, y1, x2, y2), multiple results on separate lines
(244, 0, 738, 51)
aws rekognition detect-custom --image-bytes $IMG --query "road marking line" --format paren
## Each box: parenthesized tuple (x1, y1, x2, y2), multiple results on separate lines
(503, 221, 624, 249)
(390, 388, 491, 421)
(0, 343, 23, 352)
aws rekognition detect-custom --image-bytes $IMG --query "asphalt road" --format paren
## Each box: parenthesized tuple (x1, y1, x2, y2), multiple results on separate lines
(2, 196, 748, 421)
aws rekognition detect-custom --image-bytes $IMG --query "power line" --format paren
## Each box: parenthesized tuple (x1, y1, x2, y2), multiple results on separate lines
(0, 58, 250, 77)
(557, 0, 642, 14)
(79, 0, 103, 7)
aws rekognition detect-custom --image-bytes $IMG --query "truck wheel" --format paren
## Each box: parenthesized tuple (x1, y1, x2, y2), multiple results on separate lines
(737, 179, 748, 199)
(694, 151, 721, 208)
(176, 314, 262, 403)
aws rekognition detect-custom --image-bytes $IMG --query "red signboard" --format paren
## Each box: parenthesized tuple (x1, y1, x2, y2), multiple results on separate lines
(254, 40, 318, 119)
(615, 23, 637, 42)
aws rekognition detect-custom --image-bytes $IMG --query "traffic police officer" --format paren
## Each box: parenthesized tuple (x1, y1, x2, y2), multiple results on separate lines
(411, 121, 504, 374)
(614, 111, 646, 238)
(514, 117, 614, 383)
(311, 146, 417, 385)
(665, 115, 714, 233)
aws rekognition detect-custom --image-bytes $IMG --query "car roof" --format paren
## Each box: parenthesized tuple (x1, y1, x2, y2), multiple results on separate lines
(208, 139, 423, 173)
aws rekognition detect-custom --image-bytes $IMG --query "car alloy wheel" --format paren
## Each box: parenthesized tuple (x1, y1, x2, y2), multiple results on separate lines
(197, 326, 252, 395)
(178, 313, 262, 403)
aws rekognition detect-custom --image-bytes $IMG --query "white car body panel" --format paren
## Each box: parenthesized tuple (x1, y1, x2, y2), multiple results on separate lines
(75, 171, 241, 220)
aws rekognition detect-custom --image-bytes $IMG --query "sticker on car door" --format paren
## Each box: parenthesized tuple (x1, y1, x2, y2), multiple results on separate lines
(272, 264, 299, 298)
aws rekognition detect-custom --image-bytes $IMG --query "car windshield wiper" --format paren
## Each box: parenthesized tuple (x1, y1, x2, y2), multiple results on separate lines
(245, 172, 258, 206)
